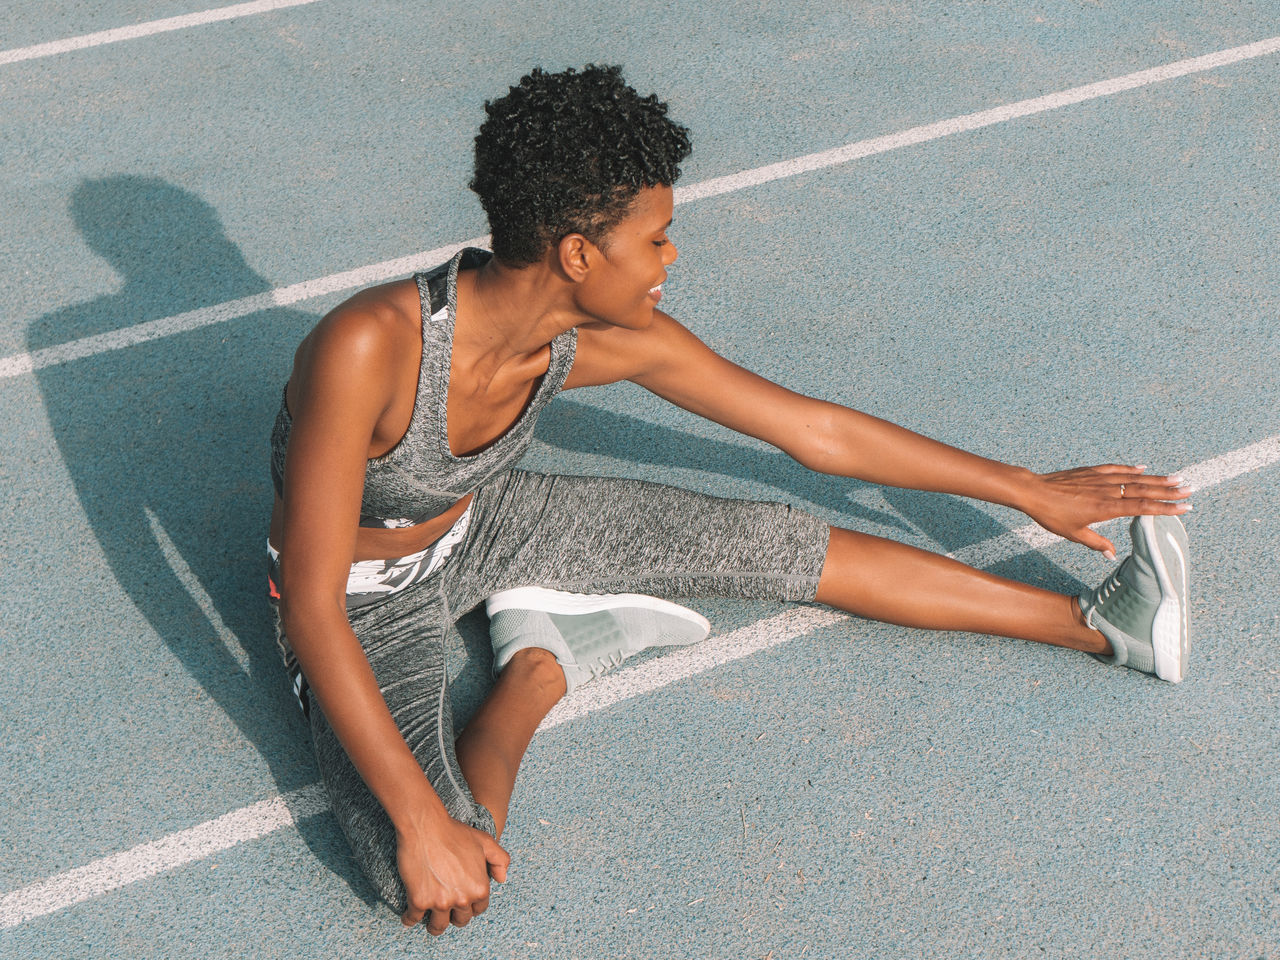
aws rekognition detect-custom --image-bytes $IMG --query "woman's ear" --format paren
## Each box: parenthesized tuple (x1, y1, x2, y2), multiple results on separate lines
(556, 233, 594, 282)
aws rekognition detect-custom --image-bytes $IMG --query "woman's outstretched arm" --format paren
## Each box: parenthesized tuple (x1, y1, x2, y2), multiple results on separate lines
(571, 311, 1192, 558)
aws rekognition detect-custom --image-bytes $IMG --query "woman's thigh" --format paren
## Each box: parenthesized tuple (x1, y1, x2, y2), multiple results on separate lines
(447, 470, 831, 614)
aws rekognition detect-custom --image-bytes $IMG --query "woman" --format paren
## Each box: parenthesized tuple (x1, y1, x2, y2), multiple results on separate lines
(267, 64, 1191, 936)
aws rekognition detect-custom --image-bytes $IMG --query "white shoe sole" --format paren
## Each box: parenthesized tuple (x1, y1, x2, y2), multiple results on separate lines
(485, 586, 711, 641)
(1139, 516, 1189, 684)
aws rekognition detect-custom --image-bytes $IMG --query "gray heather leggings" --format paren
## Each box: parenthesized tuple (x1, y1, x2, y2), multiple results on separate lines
(291, 469, 830, 913)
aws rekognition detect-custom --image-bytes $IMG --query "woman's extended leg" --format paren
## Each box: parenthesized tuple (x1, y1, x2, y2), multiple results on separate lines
(450, 527, 1113, 840)
(815, 527, 1111, 654)
(442, 472, 1181, 853)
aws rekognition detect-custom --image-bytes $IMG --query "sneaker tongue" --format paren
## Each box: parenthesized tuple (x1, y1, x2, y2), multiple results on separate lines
(548, 611, 625, 661)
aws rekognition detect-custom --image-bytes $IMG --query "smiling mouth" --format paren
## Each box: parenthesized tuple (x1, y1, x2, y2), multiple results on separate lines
(648, 284, 663, 303)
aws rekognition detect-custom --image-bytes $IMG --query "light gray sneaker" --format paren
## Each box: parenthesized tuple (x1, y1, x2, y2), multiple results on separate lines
(486, 587, 711, 694)
(1079, 515, 1190, 683)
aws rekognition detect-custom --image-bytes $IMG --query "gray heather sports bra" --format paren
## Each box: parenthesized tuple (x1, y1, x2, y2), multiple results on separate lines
(270, 247, 578, 528)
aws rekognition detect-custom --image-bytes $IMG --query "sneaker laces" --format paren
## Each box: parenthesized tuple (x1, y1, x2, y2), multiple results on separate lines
(1084, 569, 1124, 630)
(587, 652, 624, 680)
(1095, 569, 1124, 605)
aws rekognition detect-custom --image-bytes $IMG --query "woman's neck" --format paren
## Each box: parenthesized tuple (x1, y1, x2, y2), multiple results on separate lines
(454, 257, 581, 371)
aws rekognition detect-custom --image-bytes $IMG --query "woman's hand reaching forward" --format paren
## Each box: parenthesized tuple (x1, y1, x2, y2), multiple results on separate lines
(1020, 464, 1193, 559)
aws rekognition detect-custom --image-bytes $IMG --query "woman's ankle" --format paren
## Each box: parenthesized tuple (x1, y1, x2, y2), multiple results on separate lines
(1069, 595, 1113, 656)
(501, 646, 568, 702)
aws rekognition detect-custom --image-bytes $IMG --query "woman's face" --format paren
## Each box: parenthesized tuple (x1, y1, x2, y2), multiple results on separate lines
(573, 184, 678, 329)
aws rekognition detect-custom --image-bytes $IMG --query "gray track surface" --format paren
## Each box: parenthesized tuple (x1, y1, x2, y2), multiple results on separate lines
(2, 3, 1278, 958)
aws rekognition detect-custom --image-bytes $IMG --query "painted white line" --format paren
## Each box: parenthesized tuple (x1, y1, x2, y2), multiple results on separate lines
(540, 607, 848, 730)
(0, 238, 485, 381)
(6, 430, 1279, 928)
(145, 507, 253, 674)
(674, 35, 1280, 204)
(0, 0, 323, 66)
(0, 784, 327, 929)
(950, 518, 1073, 570)
(4, 291, 276, 379)
(1180, 434, 1280, 490)
(268, 240, 486, 307)
(0, 608, 845, 929)
(5, 36, 1279, 380)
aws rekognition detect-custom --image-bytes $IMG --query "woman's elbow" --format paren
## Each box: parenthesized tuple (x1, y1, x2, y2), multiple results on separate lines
(278, 586, 348, 639)
(786, 416, 847, 474)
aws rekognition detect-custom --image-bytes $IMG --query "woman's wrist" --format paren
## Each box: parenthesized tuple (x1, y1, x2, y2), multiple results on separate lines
(991, 463, 1040, 513)
(388, 776, 451, 839)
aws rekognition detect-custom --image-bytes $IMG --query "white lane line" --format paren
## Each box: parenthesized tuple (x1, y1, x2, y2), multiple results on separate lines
(0, 234, 487, 379)
(6, 429, 1279, 928)
(0, 0, 323, 66)
(0, 609, 844, 929)
(145, 507, 253, 675)
(951, 519, 1073, 569)
(0, 785, 328, 929)
(674, 35, 1280, 204)
(1180, 433, 1280, 490)
(5, 35, 1279, 381)
(0, 238, 484, 380)
(540, 607, 848, 729)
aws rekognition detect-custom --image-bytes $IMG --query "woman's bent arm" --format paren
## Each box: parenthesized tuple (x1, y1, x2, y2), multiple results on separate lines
(278, 304, 507, 928)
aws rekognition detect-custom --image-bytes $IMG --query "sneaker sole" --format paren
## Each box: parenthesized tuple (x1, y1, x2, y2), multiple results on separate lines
(485, 586, 711, 644)
(1138, 515, 1189, 683)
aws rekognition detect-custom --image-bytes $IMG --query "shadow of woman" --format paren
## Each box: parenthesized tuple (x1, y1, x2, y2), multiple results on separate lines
(27, 175, 372, 902)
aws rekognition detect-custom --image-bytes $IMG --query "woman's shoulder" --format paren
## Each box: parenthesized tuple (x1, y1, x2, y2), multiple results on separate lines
(305, 278, 420, 357)
(290, 277, 424, 403)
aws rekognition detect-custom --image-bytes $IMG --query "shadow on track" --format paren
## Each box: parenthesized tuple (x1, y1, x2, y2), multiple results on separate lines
(532, 397, 907, 531)
(27, 175, 374, 905)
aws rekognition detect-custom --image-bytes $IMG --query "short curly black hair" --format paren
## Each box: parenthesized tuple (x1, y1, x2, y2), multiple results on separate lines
(471, 64, 692, 267)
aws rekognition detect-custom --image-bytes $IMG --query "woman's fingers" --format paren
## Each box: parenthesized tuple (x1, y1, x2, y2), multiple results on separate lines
(1122, 472, 1184, 488)
(482, 831, 510, 884)
(426, 907, 451, 936)
(1120, 482, 1193, 501)
(1034, 464, 1192, 558)
(1086, 463, 1148, 475)
(1125, 497, 1194, 516)
(411, 897, 486, 935)
(396, 821, 505, 934)
(401, 891, 428, 927)
(1061, 466, 1191, 489)
(1076, 526, 1117, 559)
